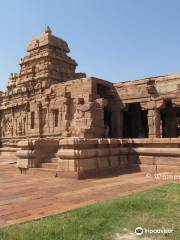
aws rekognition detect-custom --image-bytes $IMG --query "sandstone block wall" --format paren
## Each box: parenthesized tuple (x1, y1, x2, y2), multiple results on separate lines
(2, 28, 180, 143)
(16, 139, 59, 170)
(2, 28, 180, 179)
(57, 138, 180, 178)
(15, 137, 180, 178)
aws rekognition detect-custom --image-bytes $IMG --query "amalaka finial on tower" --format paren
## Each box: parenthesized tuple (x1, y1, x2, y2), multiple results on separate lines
(44, 25, 52, 35)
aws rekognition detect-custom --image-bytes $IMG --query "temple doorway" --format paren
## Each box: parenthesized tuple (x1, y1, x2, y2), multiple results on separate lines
(123, 103, 148, 138)
(96, 83, 114, 138)
(160, 100, 179, 137)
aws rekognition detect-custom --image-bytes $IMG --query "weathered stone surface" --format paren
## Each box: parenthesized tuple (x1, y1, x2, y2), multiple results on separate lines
(17, 158, 29, 169)
(1, 27, 180, 177)
(57, 148, 97, 159)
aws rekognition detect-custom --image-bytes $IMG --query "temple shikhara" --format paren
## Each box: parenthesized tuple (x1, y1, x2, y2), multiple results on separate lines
(1, 27, 180, 178)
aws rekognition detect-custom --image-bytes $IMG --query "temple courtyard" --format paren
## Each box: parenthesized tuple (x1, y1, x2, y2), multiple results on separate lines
(0, 161, 170, 228)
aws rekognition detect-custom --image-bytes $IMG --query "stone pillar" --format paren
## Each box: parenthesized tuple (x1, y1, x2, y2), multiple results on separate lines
(110, 102, 124, 138)
(111, 111, 123, 138)
(28, 102, 42, 137)
(36, 102, 42, 136)
(49, 109, 54, 134)
(148, 109, 161, 138)
(42, 102, 50, 136)
(11, 108, 14, 137)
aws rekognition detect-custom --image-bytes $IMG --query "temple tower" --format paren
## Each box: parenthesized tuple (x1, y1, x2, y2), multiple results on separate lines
(7, 26, 81, 93)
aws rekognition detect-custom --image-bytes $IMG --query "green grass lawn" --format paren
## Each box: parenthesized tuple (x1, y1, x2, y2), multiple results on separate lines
(0, 183, 179, 240)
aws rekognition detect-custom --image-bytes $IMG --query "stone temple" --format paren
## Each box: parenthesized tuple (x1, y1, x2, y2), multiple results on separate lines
(1, 27, 180, 178)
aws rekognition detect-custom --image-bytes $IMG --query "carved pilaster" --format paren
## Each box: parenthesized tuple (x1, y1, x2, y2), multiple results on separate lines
(147, 109, 161, 138)
(140, 100, 164, 138)
(110, 102, 126, 138)
(36, 102, 42, 136)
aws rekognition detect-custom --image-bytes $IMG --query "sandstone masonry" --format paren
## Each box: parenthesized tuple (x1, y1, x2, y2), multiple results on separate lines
(1, 27, 180, 178)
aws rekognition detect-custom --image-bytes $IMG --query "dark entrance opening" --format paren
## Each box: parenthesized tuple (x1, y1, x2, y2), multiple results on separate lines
(142, 110, 148, 137)
(123, 103, 148, 138)
(176, 110, 180, 137)
(96, 83, 114, 138)
(104, 107, 112, 137)
(160, 100, 178, 137)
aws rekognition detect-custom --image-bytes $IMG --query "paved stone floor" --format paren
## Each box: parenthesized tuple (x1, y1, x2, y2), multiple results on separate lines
(0, 162, 165, 228)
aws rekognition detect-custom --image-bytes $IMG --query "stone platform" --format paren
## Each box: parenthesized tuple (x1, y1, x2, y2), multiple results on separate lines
(15, 138, 180, 178)
(0, 162, 168, 228)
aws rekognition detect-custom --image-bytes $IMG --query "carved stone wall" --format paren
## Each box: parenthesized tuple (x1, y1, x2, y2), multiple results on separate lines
(1, 28, 180, 141)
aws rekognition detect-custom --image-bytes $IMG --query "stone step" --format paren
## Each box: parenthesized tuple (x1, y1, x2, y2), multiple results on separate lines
(49, 157, 59, 163)
(0, 159, 17, 162)
(0, 151, 18, 162)
(0, 147, 20, 152)
(127, 163, 180, 174)
(49, 153, 59, 158)
(2, 143, 19, 148)
(0, 160, 17, 165)
(39, 163, 58, 169)
(28, 168, 77, 178)
(0, 154, 17, 158)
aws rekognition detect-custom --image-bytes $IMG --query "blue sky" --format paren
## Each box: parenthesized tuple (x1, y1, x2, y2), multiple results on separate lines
(0, 0, 180, 91)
